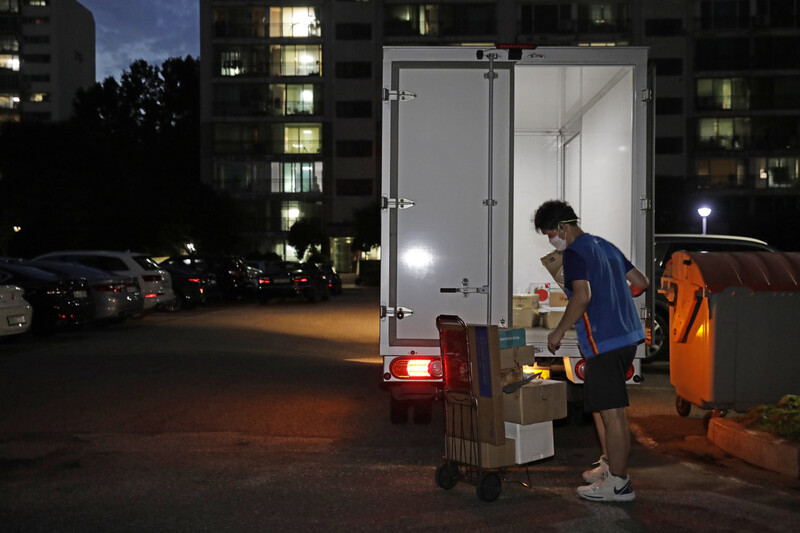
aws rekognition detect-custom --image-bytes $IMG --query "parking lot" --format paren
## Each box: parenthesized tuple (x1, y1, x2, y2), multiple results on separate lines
(1, 288, 799, 532)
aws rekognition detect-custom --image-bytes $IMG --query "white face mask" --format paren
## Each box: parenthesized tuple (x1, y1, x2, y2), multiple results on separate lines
(549, 235, 567, 251)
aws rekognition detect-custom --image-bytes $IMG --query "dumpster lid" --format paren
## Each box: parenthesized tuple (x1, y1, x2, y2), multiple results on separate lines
(669, 252, 800, 293)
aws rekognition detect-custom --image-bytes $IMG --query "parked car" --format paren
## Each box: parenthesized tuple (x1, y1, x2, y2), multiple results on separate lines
(316, 263, 343, 295)
(161, 255, 248, 300)
(648, 234, 777, 363)
(18, 260, 143, 323)
(158, 261, 216, 310)
(33, 251, 175, 312)
(254, 261, 329, 303)
(0, 282, 33, 338)
(0, 263, 95, 334)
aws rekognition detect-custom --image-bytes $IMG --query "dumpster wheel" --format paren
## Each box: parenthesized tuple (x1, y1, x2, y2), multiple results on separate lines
(676, 396, 692, 417)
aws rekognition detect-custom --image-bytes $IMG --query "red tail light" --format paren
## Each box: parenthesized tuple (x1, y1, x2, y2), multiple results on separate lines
(295, 277, 309, 284)
(575, 359, 586, 381)
(390, 356, 443, 379)
(625, 364, 635, 381)
(93, 284, 119, 293)
(142, 275, 162, 282)
(259, 279, 271, 285)
(188, 278, 200, 283)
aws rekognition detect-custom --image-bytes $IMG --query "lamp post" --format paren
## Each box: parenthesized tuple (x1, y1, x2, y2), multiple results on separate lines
(697, 206, 712, 235)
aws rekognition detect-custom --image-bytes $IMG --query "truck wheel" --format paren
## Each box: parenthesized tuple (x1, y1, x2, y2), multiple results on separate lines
(644, 304, 669, 363)
(435, 463, 459, 490)
(390, 397, 409, 424)
(413, 400, 432, 424)
(476, 472, 501, 502)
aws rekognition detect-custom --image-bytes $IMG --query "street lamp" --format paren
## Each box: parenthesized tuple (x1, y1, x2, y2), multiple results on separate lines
(697, 206, 712, 235)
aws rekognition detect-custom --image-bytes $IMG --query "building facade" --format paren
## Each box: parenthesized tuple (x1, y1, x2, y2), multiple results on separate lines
(199, 1, 800, 268)
(0, 0, 95, 123)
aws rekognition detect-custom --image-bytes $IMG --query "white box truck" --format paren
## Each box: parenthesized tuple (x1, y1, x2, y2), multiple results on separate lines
(379, 46, 654, 424)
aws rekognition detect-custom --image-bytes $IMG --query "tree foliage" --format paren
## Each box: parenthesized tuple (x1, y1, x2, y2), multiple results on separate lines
(0, 56, 243, 257)
(352, 201, 381, 253)
(287, 219, 328, 261)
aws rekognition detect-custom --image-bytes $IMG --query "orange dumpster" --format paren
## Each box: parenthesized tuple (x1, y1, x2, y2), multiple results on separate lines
(659, 251, 800, 419)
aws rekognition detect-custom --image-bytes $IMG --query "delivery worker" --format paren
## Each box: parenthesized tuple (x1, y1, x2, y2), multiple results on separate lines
(533, 199, 648, 502)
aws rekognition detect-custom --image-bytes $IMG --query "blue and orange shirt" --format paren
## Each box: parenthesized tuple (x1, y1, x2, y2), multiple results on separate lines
(562, 233, 645, 358)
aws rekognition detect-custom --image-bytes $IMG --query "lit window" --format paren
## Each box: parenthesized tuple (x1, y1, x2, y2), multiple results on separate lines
(269, 45, 321, 77)
(284, 123, 321, 154)
(0, 54, 20, 71)
(271, 161, 323, 193)
(270, 7, 320, 37)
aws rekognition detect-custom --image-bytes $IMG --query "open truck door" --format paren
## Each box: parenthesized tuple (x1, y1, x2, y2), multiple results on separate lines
(380, 49, 513, 424)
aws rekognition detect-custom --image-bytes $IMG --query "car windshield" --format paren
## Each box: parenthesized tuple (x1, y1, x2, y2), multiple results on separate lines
(134, 256, 162, 271)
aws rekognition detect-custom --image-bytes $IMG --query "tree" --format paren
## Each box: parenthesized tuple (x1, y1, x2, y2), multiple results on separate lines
(352, 201, 381, 254)
(287, 219, 328, 261)
(0, 56, 241, 257)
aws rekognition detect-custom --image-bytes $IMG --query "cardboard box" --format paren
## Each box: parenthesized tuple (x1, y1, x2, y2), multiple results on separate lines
(542, 311, 565, 329)
(446, 435, 517, 468)
(498, 328, 526, 348)
(540, 251, 565, 289)
(549, 288, 569, 308)
(504, 379, 568, 425)
(504, 421, 555, 464)
(500, 345, 536, 368)
(513, 294, 539, 309)
(512, 307, 534, 328)
(466, 325, 505, 445)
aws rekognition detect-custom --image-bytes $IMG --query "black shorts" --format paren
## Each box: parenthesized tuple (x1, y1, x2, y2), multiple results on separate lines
(583, 345, 637, 412)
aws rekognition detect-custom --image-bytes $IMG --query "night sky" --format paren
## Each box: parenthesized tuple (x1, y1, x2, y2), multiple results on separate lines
(78, 0, 199, 81)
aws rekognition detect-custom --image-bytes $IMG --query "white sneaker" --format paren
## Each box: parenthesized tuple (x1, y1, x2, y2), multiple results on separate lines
(582, 456, 609, 484)
(577, 473, 636, 502)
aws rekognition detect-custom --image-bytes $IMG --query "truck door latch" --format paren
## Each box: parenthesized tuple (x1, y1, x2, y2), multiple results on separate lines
(380, 305, 414, 320)
(440, 278, 488, 297)
(381, 196, 416, 210)
(383, 89, 417, 102)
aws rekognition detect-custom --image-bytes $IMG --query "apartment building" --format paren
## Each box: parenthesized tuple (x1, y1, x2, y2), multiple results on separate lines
(199, 1, 800, 268)
(0, 0, 95, 123)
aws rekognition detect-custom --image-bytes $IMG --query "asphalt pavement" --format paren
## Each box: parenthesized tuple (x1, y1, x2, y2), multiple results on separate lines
(1, 289, 798, 532)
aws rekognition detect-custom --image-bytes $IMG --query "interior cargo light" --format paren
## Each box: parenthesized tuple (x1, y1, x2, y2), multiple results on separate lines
(390, 356, 442, 379)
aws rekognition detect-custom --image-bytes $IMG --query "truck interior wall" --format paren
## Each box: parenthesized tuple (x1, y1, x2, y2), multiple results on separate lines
(513, 66, 635, 296)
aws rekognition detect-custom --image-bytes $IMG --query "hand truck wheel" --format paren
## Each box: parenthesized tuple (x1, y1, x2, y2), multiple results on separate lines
(435, 462, 459, 490)
(476, 472, 502, 502)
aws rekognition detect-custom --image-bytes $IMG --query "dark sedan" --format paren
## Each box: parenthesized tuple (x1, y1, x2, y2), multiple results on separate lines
(255, 261, 329, 303)
(161, 255, 247, 300)
(20, 260, 143, 323)
(0, 263, 95, 334)
(159, 262, 217, 310)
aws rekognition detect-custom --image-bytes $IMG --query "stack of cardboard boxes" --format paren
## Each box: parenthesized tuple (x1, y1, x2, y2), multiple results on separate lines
(446, 324, 567, 468)
(512, 293, 539, 328)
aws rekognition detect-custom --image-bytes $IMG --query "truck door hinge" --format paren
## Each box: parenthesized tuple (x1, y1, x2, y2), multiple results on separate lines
(380, 305, 414, 320)
(640, 196, 652, 212)
(641, 88, 653, 103)
(439, 278, 488, 298)
(383, 88, 417, 102)
(381, 196, 416, 210)
(482, 198, 498, 207)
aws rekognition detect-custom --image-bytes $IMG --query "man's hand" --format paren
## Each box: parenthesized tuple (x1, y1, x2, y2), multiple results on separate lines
(547, 329, 564, 354)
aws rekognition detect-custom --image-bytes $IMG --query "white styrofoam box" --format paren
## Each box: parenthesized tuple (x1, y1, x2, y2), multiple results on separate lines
(504, 421, 554, 464)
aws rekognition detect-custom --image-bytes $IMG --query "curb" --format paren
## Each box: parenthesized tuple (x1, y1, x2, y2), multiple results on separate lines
(707, 417, 800, 478)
